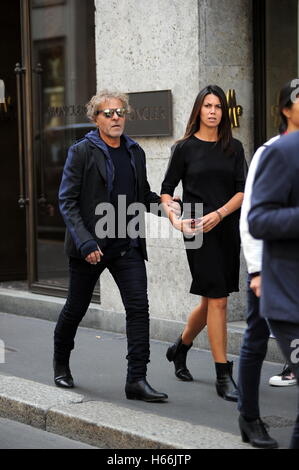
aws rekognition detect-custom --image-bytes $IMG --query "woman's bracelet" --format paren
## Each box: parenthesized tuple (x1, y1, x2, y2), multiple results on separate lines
(215, 210, 223, 222)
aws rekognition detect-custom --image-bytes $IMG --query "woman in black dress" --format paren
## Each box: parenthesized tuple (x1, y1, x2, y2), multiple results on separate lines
(161, 85, 246, 401)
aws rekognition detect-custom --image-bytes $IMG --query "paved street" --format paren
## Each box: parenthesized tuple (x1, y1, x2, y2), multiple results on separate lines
(0, 311, 297, 449)
(0, 417, 97, 449)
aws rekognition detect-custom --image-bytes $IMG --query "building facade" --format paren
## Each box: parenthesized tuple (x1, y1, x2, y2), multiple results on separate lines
(0, 0, 298, 340)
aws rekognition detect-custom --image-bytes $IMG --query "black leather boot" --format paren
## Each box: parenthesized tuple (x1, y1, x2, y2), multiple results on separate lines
(53, 359, 74, 389)
(166, 336, 193, 381)
(125, 379, 168, 402)
(215, 361, 238, 401)
(239, 415, 278, 448)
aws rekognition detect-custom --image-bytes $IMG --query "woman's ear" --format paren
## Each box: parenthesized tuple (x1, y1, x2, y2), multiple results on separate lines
(282, 107, 291, 120)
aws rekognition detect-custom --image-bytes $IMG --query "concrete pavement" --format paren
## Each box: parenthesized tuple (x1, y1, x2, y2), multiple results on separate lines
(0, 311, 297, 449)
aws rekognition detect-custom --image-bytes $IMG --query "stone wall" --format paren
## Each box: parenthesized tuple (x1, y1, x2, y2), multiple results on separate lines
(94, 0, 253, 335)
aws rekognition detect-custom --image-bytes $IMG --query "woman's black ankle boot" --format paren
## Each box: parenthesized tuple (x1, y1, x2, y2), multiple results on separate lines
(215, 361, 238, 401)
(239, 415, 278, 448)
(166, 336, 193, 381)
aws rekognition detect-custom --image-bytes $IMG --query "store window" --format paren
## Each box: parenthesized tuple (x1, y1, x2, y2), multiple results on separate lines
(265, 0, 298, 139)
(30, 0, 97, 294)
(254, 0, 299, 146)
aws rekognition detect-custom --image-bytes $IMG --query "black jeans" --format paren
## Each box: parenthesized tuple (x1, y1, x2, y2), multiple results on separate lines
(268, 319, 299, 449)
(238, 277, 270, 420)
(54, 247, 150, 382)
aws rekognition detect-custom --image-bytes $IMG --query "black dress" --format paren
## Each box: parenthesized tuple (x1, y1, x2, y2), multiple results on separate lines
(161, 136, 247, 298)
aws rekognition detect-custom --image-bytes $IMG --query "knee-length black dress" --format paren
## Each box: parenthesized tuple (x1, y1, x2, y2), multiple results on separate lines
(161, 136, 247, 298)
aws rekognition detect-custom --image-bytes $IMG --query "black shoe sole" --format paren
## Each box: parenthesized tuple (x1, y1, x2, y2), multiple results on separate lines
(175, 372, 193, 382)
(126, 393, 168, 402)
(54, 380, 74, 389)
(216, 389, 238, 402)
(241, 431, 278, 448)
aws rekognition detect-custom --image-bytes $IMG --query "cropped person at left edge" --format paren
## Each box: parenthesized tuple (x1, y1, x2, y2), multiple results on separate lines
(53, 90, 180, 402)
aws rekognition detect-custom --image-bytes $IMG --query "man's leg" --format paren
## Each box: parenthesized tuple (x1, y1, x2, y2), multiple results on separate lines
(108, 248, 150, 381)
(237, 279, 278, 448)
(267, 319, 299, 449)
(108, 248, 167, 401)
(54, 257, 105, 364)
(238, 278, 270, 419)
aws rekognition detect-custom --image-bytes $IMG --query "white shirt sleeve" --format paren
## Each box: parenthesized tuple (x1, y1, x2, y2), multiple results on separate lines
(240, 136, 280, 274)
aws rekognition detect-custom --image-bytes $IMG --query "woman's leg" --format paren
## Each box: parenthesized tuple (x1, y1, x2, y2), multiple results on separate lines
(181, 297, 208, 345)
(166, 297, 208, 381)
(206, 297, 238, 401)
(206, 297, 228, 363)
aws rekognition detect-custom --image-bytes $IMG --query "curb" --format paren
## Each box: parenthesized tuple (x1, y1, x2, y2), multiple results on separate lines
(0, 374, 249, 449)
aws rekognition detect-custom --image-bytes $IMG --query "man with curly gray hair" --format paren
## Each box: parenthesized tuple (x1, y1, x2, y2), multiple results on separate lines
(53, 90, 178, 402)
(86, 90, 130, 123)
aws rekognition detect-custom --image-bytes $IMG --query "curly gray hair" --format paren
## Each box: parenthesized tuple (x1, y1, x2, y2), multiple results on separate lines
(86, 90, 130, 122)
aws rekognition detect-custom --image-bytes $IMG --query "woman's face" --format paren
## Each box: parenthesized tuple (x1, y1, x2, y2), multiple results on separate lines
(199, 93, 223, 130)
(284, 97, 299, 131)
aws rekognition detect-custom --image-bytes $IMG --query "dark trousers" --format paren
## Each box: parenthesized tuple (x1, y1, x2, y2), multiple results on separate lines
(267, 319, 299, 449)
(238, 277, 270, 420)
(54, 247, 150, 382)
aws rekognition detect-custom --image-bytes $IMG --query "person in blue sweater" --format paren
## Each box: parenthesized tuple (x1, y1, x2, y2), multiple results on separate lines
(237, 80, 299, 449)
(248, 128, 299, 449)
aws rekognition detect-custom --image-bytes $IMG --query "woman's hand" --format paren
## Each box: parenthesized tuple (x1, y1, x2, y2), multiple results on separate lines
(172, 218, 201, 236)
(198, 211, 222, 233)
(167, 196, 182, 217)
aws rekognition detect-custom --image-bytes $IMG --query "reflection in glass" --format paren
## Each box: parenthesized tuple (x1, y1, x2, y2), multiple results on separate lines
(265, 0, 298, 139)
(31, 0, 96, 289)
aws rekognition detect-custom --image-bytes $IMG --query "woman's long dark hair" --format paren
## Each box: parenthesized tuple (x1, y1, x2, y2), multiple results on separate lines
(180, 85, 233, 154)
(278, 80, 299, 134)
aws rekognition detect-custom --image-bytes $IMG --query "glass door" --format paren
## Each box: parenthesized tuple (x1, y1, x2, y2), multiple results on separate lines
(20, 0, 99, 298)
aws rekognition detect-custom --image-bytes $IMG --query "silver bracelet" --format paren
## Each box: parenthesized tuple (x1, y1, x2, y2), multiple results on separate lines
(215, 210, 223, 222)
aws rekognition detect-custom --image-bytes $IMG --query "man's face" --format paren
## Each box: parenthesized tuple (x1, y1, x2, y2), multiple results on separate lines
(95, 98, 126, 141)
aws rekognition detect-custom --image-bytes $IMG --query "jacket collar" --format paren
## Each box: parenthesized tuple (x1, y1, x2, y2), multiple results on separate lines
(85, 129, 138, 153)
(84, 130, 140, 191)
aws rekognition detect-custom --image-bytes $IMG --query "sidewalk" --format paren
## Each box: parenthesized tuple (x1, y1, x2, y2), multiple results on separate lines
(0, 311, 296, 449)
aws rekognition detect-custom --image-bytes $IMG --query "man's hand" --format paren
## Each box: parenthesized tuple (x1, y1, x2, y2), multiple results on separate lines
(167, 195, 182, 217)
(250, 275, 262, 298)
(85, 248, 104, 265)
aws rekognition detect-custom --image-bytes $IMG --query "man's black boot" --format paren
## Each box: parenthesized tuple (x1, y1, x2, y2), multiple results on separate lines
(239, 415, 278, 448)
(215, 361, 238, 401)
(125, 378, 168, 402)
(166, 335, 193, 381)
(53, 359, 74, 388)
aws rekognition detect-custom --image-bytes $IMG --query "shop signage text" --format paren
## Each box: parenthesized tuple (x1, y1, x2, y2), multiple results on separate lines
(125, 90, 173, 137)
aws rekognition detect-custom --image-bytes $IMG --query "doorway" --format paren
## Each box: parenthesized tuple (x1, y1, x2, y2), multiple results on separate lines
(4, 0, 99, 299)
(0, 0, 26, 282)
